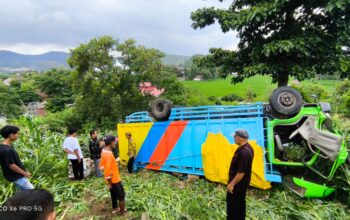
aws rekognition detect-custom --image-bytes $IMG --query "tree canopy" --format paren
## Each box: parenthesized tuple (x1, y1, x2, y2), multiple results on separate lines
(191, 0, 350, 86)
(68, 36, 185, 128)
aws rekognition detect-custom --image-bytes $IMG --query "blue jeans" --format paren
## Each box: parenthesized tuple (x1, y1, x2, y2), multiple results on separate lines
(13, 177, 34, 190)
(94, 159, 102, 177)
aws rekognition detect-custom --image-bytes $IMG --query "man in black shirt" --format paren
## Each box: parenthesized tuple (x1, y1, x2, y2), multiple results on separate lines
(226, 129, 254, 220)
(89, 130, 102, 177)
(0, 125, 34, 190)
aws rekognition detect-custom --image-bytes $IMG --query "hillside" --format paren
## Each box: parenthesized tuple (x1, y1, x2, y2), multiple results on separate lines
(161, 54, 192, 66)
(0, 50, 70, 72)
(0, 50, 193, 73)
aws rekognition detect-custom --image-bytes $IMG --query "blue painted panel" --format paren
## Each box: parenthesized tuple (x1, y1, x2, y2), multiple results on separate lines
(163, 117, 265, 174)
(134, 121, 170, 168)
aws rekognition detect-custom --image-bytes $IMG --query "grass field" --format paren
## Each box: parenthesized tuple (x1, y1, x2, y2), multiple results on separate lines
(182, 76, 338, 102)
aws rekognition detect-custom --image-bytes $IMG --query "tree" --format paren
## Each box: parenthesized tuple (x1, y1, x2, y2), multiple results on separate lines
(0, 82, 21, 118)
(191, 0, 350, 87)
(68, 36, 122, 128)
(35, 69, 75, 112)
(68, 36, 186, 128)
(9, 79, 40, 105)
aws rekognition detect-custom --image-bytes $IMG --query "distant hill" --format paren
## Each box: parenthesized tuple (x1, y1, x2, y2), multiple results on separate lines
(161, 54, 192, 66)
(0, 50, 195, 73)
(0, 50, 69, 73)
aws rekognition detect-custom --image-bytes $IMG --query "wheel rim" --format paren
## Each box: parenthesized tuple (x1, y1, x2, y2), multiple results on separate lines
(277, 92, 296, 109)
(156, 103, 164, 112)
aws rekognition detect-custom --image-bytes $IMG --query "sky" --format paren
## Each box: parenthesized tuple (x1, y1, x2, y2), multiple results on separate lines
(0, 0, 238, 56)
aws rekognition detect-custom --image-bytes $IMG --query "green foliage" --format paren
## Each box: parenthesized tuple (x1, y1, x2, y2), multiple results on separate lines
(191, 0, 350, 87)
(246, 88, 257, 101)
(183, 88, 210, 106)
(35, 69, 74, 112)
(291, 83, 329, 103)
(0, 117, 76, 206)
(68, 36, 125, 129)
(68, 36, 186, 129)
(221, 93, 244, 102)
(182, 75, 276, 102)
(0, 118, 349, 219)
(9, 79, 40, 105)
(39, 108, 82, 133)
(0, 82, 22, 118)
(331, 79, 350, 114)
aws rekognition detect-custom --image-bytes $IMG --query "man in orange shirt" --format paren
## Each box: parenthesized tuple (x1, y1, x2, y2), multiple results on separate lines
(100, 135, 126, 215)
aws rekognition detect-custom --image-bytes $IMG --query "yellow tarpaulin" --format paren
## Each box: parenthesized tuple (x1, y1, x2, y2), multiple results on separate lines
(202, 133, 271, 189)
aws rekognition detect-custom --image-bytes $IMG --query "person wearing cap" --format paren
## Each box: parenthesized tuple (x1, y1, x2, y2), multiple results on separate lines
(226, 129, 254, 220)
(125, 132, 136, 173)
(100, 135, 126, 215)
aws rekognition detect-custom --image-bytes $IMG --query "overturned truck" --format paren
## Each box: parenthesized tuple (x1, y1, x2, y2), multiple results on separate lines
(117, 87, 348, 198)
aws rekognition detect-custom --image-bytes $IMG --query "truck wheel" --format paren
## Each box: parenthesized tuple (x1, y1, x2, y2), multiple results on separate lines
(150, 99, 173, 121)
(269, 86, 303, 117)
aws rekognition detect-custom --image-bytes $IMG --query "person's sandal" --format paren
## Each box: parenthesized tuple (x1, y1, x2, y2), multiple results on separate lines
(117, 209, 127, 216)
(112, 208, 120, 214)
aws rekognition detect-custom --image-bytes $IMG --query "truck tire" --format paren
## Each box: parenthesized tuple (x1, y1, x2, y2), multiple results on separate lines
(150, 99, 173, 121)
(269, 86, 303, 117)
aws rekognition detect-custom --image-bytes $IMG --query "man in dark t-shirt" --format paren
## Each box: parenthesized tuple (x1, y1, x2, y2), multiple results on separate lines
(0, 125, 34, 190)
(226, 129, 254, 220)
(89, 130, 102, 177)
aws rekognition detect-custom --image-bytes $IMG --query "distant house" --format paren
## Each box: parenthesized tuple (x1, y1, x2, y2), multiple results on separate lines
(139, 82, 165, 97)
(3, 78, 13, 86)
(193, 75, 204, 81)
(231, 72, 238, 77)
(27, 102, 46, 116)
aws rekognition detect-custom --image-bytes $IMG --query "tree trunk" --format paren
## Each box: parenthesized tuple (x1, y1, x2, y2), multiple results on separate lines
(277, 72, 289, 87)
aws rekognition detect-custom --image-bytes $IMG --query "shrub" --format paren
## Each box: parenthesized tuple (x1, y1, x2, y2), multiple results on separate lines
(246, 88, 257, 101)
(291, 83, 328, 103)
(221, 93, 244, 102)
(332, 79, 350, 115)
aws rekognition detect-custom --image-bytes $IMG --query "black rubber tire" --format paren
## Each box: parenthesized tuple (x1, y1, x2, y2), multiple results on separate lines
(150, 99, 173, 121)
(269, 86, 303, 117)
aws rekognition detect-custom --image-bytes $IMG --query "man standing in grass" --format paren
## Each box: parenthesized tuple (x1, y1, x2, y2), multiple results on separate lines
(226, 129, 254, 220)
(0, 125, 34, 190)
(100, 135, 126, 215)
(63, 128, 84, 180)
(89, 130, 102, 177)
(125, 132, 136, 173)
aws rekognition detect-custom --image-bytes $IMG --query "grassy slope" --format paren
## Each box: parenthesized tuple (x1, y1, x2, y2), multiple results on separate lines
(182, 76, 337, 102)
(58, 169, 349, 220)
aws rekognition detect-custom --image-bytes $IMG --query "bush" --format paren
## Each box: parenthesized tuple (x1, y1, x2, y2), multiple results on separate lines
(291, 83, 328, 103)
(207, 96, 221, 105)
(246, 88, 257, 101)
(221, 93, 244, 102)
(39, 108, 83, 133)
(332, 79, 350, 115)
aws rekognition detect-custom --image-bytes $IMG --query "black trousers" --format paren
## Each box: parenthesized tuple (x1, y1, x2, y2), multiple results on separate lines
(226, 190, 247, 220)
(127, 157, 135, 173)
(70, 159, 84, 180)
(110, 182, 125, 209)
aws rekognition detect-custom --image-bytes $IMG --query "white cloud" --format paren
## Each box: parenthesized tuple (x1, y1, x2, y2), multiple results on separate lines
(0, 0, 238, 55)
(0, 43, 71, 55)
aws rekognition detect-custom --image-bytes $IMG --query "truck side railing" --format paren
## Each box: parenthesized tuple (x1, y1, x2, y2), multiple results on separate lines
(169, 103, 264, 121)
(126, 111, 153, 123)
(125, 103, 265, 123)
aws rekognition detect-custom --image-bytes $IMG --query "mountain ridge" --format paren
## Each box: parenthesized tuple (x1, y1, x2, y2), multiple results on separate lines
(0, 50, 196, 73)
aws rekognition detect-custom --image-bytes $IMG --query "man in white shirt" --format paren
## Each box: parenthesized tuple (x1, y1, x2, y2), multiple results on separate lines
(63, 128, 84, 180)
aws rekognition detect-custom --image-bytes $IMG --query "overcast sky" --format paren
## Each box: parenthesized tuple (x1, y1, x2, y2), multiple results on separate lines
(0, 0, 238, 55)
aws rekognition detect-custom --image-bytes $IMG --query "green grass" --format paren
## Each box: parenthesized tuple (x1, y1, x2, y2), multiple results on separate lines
(182, 76, 338, 102)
